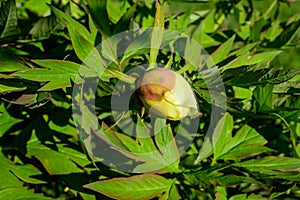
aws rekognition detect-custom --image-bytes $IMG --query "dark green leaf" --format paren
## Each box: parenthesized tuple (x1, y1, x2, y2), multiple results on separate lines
(29, 14, 63, 40)
(224, 68, 300, 87)
(251, 18, 265, 42)
(86, 0, 111, 37)
(0, 0, 20, 41)
(113, 4, 136, 34)
(253, 85, 273, 112)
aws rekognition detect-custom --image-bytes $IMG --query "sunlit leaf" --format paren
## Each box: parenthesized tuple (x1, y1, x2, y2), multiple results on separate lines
(234, 156, 300, 181)
(13, 60, 81, 91)
(0, 152, 45, 190)
(84, 174, 173, 200)
(27, 139, 89, 175)
(0, 80, 26, 93)
(0, 103, 22, 137)
(0, 187, 54, 200)
(148, 1, 164, 70)
(267, 20, 300, 48)
(212, 113, 271, 160)
(50, 5, 91, 42)
(0, 49, 28, 72)
(210, 35, 235, 66)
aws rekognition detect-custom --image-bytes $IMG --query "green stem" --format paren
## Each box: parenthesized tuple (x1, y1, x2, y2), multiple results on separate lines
(271, 113, 300, 158)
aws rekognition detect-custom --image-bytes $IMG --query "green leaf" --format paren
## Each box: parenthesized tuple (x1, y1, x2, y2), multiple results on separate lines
(154, 118, 180, 171)
(213, 113, 270, 160)
(120, 29, 152, 63)
(21, 0, 51, 16)
(193, 87, 227, 109)
(194, 136, 213, 164)
(234, 156, 300, 172)
(50, 5, 91, 42)
(84, 174, 173, 200)
(251, 18, 265, 42)
(29, 13, 63, 40)
(0, 152, 45, 190)
(6, 92, 50, 108)
(246, 51, 282, 66)
(50, 5, 106, 73)
(135, 116, 157, 153)
(132, 119, 180, 173)
(213, 175, 256, 187)
(67, 21, 105, 70)
(0, 77, 27, 94)
(234, 156, 300, 181)
(105, 68, 136, 84)
(267, 20, 300, 48)
(184, 38, 211, 71)
(212, 113, 233, 160)
(210, 35, 235, 66)
(229, 42, 259, 57)
(121, 29, 180, 64)
(0, 0, 20, 41)
(113, 4, 136, 34)
(0, 103, 22, 137)
(221, 51, 281, 72)
(13, 60, 81, 91)
(195, 171, 256, 188)
(0, 187, 55, 200)
(159, 180, 181, 200)
(167, 1, 214, 14)
(98, 122, 134, 152)
(0, 49, 28, 72)
(86, 0, 111, 37)
(27, 140, 90, 175)
(107, 0, 131, 24)
(148, 1, 164, 70)
(221, 53, 250, 72)
(229, 194, 247, 200)
(224, 68, 300, 87)
(97, 118, 180, 173)
(253, 85, 273, 112)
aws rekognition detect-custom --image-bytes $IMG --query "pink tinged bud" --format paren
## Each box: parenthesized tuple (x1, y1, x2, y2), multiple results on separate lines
(135, 68, 198, 120)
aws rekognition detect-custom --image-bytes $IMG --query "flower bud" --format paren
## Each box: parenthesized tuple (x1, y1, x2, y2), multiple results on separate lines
(135, 68, 198, 120)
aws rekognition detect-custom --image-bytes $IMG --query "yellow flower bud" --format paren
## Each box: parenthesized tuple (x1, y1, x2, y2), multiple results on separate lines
(135, 68, 198, 120)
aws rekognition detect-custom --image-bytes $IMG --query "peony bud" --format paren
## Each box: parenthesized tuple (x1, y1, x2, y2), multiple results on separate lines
(135, 68, 198, 120)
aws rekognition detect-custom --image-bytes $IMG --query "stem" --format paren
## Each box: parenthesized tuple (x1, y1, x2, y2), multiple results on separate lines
(271, 113, 300, 158)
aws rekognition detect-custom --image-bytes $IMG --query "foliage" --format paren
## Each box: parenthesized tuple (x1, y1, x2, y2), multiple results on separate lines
(0, 0, 300, 199)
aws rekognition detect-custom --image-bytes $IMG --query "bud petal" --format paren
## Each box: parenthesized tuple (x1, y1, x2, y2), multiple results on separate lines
(136, 68, 198, 120)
